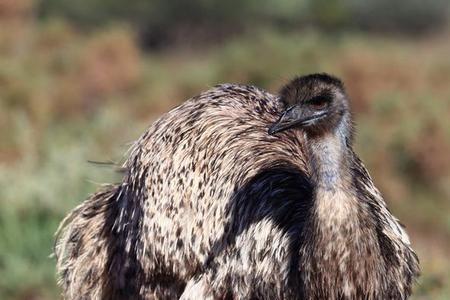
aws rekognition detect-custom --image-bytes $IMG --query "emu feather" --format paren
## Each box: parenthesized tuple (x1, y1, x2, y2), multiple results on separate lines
(55, 75, 419, 299)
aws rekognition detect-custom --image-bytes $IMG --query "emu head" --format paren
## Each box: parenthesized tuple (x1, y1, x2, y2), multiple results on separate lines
(269, 73, 351, 139)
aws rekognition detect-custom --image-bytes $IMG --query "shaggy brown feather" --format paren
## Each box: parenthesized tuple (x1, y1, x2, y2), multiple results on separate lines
(55, 77, 419, 299)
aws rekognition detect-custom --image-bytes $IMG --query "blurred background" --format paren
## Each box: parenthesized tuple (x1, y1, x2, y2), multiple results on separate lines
(0, 0, 449, 299)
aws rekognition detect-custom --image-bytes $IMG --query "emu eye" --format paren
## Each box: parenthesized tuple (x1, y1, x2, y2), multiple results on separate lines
(308, 98, 329, 110)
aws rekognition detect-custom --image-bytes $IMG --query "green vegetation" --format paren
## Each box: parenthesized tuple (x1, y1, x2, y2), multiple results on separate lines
(0, 1, 449, 299)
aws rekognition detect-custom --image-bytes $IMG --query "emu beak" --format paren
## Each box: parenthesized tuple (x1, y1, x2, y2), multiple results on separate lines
(269, 106, 303, 135)
(268, 106, 326, 135)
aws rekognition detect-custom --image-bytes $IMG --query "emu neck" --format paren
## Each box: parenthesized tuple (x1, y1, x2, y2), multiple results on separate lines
(305, 120, 356, 221)
(306, 127, 351, 192)
(302, 121, 383, 299)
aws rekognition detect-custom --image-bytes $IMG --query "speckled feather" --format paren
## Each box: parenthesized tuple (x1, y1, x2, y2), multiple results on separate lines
(55, 83, 418, 299)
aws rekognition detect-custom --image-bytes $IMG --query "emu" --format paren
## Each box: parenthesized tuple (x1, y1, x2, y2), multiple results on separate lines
(55, 73, 419, 299)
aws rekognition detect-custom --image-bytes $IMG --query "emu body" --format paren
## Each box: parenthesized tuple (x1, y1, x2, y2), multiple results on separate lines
(56, 78, 418, 299)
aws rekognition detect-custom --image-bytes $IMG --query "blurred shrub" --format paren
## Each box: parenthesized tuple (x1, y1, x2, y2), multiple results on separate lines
(0, 0, 33, 18)
(409, 122, 450, 181)
(54, 27, 141, 116)
(345, 0, 449, 33)
(37, 0, 450, 48)
(0, 109, 129, 299)
(0, 0, 34, 54)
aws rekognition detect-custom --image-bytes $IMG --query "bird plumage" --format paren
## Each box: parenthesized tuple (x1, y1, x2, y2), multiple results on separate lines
(55, 77, 419, 299)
